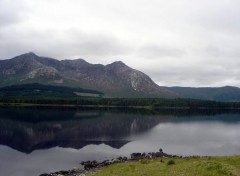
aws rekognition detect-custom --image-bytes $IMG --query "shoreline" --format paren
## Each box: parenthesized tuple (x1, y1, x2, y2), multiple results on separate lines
(39, 149, 240, 176)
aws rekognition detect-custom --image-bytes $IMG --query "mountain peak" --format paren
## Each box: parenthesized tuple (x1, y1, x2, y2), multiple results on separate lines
(27, 52, 36, 55)
(106, 61, 129, 69)
(21, 52, 37, 57)
(74, 58, 90, 64)
(111, 61, 126, 66)
(12, 52, 38, 60)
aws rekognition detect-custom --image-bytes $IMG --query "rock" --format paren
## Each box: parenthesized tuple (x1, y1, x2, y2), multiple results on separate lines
(82, 160, 101, 170)
(117, 157, 123, 161)
(131, 152, 143, 160)
(57, 170, 69, 175)
(155, 152, 164, 157)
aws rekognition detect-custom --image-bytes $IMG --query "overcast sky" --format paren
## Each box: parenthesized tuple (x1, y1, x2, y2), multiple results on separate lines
(1, 0, 240, 87)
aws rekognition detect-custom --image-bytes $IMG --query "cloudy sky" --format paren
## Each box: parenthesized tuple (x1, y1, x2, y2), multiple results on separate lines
(1, 0, 240, 87)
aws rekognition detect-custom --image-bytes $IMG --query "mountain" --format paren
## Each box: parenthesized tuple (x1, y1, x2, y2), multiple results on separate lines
(167, 86, 240, 102)
(0, 52, 178, 98)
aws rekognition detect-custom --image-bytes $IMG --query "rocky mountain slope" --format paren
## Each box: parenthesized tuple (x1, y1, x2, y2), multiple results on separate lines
(0, 52, 178, 98)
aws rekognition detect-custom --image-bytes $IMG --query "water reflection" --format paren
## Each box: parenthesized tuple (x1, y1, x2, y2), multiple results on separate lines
(0, 107, 170, 153)
(0, 107, 240, 176)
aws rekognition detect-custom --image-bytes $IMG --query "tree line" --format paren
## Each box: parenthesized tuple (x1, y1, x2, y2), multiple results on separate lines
(0, 96, 240, 109)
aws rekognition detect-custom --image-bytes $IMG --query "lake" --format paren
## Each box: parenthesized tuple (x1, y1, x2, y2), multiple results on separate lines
(0, 107, 240, 176)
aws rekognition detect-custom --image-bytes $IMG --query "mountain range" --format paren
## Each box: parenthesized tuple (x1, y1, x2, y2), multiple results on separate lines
(0, 52, 240, 101)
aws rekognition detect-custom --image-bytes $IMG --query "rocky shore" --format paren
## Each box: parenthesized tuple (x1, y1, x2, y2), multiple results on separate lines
(39, 148, 185, 176)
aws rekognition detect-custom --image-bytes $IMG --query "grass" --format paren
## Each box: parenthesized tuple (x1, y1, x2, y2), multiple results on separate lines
(87, 156, 240, 176)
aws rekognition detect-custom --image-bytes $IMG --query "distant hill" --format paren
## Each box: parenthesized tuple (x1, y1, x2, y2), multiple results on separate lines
(167, 86, 240, 102)
(0, 52, 178, 98)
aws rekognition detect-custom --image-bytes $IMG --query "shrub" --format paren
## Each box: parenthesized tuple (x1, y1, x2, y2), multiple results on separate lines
(167, 160, 175, 165)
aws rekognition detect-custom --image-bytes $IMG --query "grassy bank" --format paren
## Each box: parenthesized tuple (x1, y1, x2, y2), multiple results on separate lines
(87, 156, 240, 176)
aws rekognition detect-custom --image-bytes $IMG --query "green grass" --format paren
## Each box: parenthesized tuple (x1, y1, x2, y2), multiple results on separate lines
(87, 156, 240, 176)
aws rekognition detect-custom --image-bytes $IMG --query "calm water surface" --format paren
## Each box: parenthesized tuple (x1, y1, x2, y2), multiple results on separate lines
(0, 107, 240, 176)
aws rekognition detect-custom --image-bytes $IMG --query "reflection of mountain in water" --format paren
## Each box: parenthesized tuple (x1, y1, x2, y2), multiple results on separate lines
(1, 107, 240, 154)
(0, 107, 172, 153)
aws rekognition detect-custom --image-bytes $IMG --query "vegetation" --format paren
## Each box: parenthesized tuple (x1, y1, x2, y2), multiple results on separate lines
(1, 83, 240, 109)
(88, 156, 240, 176)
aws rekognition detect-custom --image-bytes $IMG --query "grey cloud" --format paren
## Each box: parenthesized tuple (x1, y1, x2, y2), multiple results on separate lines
(0, 28, 131, 61)
(138, 45, 185, 58)
(63, 29, 131, 58)
(203, 46, 240, 65)
(143, 64, 240, 87)
(187, 0, 240, 33)
(205, 46, 222, 57)
(0, 0, 28, 27)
